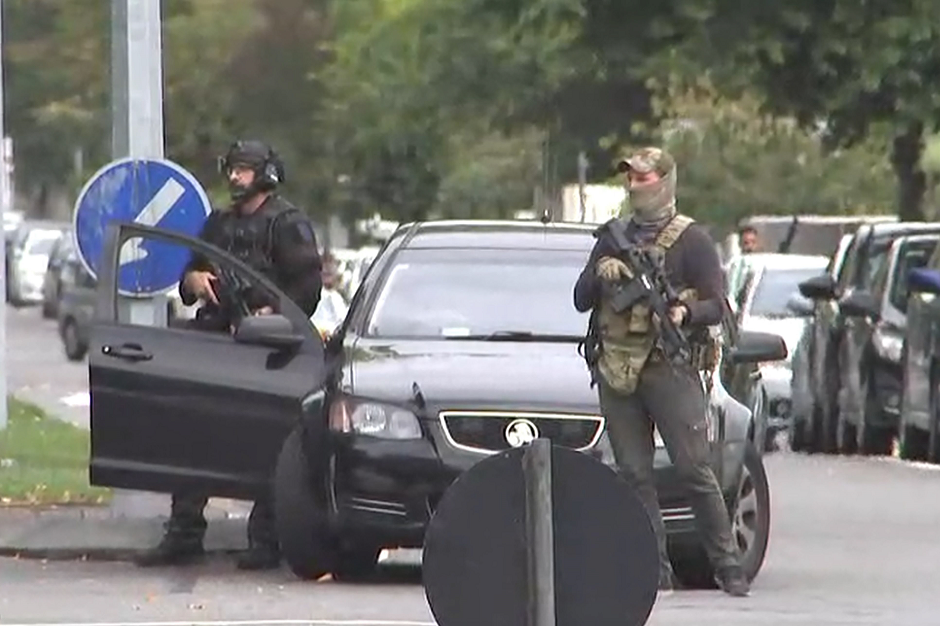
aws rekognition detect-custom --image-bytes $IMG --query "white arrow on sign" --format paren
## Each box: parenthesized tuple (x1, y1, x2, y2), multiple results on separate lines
(119, 177, 186, 266)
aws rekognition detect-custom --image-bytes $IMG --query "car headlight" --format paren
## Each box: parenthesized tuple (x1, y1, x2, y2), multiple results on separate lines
(872, 326, 903, 363)
(328, 396, 423, 439)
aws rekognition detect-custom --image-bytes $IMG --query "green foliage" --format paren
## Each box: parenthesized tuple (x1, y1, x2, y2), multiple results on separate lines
(630, 80, 896, 228)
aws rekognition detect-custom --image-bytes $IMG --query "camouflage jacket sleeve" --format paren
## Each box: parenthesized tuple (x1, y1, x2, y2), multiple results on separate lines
(270, 209, 323, 317)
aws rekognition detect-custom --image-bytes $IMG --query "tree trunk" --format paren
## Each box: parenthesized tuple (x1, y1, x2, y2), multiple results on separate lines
(891, 121, 927, 222)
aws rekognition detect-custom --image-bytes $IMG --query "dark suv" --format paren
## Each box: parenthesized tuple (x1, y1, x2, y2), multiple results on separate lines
(835, 233, 939, 455)
(86, 219, 787, 588)
(796, 222, 940, 453)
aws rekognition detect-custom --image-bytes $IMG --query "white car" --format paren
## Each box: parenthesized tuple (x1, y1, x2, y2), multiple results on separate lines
(8, 224, 67, 306)
(733, 253, 831, 450)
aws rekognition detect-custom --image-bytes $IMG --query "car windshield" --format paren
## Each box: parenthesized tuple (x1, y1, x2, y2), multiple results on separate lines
(365, 247, 591, 339)
(25, 230, 62, 256)
(748, 267, 826, 318)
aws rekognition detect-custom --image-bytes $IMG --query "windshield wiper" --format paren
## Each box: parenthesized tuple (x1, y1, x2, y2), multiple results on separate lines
(447, 330, 583, 342)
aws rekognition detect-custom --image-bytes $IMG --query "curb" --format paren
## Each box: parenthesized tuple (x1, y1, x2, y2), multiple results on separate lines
(0, 546, 245, 562)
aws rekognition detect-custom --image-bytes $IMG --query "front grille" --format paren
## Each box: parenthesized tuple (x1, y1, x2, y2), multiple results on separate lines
(439, 410, 604, 454)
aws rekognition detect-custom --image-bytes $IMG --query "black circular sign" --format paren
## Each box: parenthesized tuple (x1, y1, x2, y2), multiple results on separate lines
(422, 444, 660, 626)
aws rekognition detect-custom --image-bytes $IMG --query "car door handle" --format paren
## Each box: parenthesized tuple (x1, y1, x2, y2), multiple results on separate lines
(102, 343, 153, 362)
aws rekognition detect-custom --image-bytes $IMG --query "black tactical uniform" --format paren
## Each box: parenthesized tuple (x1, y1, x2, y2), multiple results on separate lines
(136, 140, 323, 570)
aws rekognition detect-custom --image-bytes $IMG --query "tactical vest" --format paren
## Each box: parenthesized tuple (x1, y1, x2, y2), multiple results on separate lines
(218, 199, 299, 281)
(596, 214, 698, 394)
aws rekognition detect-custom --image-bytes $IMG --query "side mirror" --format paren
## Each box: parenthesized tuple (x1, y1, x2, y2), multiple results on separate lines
(234, 314, 304, 350)
(798, 274, 837, 301)
(839, 290, 879, 319)
(730, 331, 788, 364)
(908, 267, 940, 295)
(785, 292, 814, 317)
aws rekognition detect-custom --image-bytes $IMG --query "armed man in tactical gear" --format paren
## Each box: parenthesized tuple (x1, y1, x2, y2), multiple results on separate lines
(573, 147, 750, 597)
(135, 139, 323, 571)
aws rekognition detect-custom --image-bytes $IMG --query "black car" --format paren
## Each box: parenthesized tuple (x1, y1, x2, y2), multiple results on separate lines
(835, 233, 938, 455)
(41, 230, 76, 319)
(796, 221, 940, 453)
(898, 243, 940, 462)
(86, 219, 787, 588)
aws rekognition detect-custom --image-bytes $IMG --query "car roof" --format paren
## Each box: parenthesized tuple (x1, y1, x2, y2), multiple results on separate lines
(865, 221, 940, 238)
(398, 219, 598, 251)
(739, 252, 830, 270)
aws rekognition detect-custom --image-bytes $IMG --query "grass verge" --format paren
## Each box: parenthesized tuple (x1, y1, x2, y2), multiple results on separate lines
(0, 397, 111, 506)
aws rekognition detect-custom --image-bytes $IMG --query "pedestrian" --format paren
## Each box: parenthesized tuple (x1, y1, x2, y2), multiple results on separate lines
(135, 139, 323, 570)
(739, 225, 759, 254)
(573, 146, 750, 597)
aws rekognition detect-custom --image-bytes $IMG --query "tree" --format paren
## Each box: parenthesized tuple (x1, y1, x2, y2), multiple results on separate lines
(697, 0, 940, 220)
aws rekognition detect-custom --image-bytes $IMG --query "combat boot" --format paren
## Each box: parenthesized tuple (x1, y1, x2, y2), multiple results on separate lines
(236, 543, 280, 571)
(714, 564, 750, 597)
(134, 533, 204, 567)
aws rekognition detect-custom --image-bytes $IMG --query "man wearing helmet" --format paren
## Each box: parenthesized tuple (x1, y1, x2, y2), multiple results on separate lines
(135, 140, 323, 571)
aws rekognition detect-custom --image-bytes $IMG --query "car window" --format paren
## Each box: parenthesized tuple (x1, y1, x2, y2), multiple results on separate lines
(747, 267, 827, 318)
(890, 240, 938, 313)
(365, 247, 591, 338)
(858, 242, 891, 289)
(25, 230, 62, 256)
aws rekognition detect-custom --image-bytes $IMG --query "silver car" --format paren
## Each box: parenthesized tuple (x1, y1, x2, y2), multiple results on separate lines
(731, 253, 831, 450)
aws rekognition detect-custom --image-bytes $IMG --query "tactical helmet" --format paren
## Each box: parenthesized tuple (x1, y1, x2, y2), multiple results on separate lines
(218, 139, 285, 203)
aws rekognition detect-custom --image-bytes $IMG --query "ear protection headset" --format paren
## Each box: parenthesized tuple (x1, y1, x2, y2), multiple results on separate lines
(219, 140, 286, 189)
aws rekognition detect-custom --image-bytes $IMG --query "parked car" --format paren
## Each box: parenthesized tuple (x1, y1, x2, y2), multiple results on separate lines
(41, 230, 76, 318)
(788, 235, 855, 452)
(57, 252, 194, 362)
(835, 233, 939, 455)
(6, 220, 69, 306)
(729, 253, 830, 451)
(898, 243, 940, 462)
(796, 222, 940, 453)
(86, 219, 788, 588)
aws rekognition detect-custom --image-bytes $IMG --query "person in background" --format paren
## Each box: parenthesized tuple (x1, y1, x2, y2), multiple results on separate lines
(739, 226, 760, 254)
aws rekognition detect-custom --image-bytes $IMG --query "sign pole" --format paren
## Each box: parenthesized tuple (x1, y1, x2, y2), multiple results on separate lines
(112, 0, 167, 327)
(0, 0, 7, 431)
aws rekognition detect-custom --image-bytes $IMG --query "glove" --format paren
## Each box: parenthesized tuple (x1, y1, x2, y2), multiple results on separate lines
(596, 256, 632, 281)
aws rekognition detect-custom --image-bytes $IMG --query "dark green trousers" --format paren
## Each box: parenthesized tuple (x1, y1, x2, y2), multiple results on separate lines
(598, 358, 741, 580)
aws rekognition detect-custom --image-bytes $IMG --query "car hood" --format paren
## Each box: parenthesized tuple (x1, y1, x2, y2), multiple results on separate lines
(346, 338, 599, 415)
(740, 315, 807, 361)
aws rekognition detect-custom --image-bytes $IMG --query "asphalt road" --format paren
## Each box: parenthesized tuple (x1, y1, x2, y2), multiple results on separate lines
(0, 452, 938, 624)
(5, 301, 940, 624)
(4, 302, 90, 428)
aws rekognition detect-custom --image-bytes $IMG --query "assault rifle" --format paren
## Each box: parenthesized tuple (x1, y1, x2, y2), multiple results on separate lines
(600, 220, 692, 365)
(210, 263, 253, 322)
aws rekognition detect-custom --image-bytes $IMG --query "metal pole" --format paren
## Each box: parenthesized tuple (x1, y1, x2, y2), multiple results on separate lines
(523, 438, 557, 626)
(112, 0, 167, 327)
(0, 0, 8, 431)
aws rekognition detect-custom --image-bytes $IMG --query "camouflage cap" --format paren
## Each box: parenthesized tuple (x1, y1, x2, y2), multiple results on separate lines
(616, 147, 676, 177)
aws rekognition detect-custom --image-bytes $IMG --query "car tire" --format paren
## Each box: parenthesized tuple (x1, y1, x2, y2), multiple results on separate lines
(331, 544, 381, 583)
(789, 415, 808, 453)
(857, 373, 893, 456)
(61, 319, 88, 361)
(274, 427, 336, 581)
(672, 442, 771, 589)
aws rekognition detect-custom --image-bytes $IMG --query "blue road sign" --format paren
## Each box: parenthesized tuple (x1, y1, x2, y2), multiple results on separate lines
(72, 157, 213, 298)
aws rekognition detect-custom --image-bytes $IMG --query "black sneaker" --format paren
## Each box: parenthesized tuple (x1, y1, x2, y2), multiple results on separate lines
(714, 564, 750, 597)
(134, 536, 204, 567)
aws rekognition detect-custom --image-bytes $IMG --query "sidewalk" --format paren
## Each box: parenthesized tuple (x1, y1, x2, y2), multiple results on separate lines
(0, 491, 252, 561)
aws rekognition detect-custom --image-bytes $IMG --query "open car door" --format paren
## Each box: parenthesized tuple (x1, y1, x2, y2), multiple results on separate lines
(88, 222, 327, 500)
